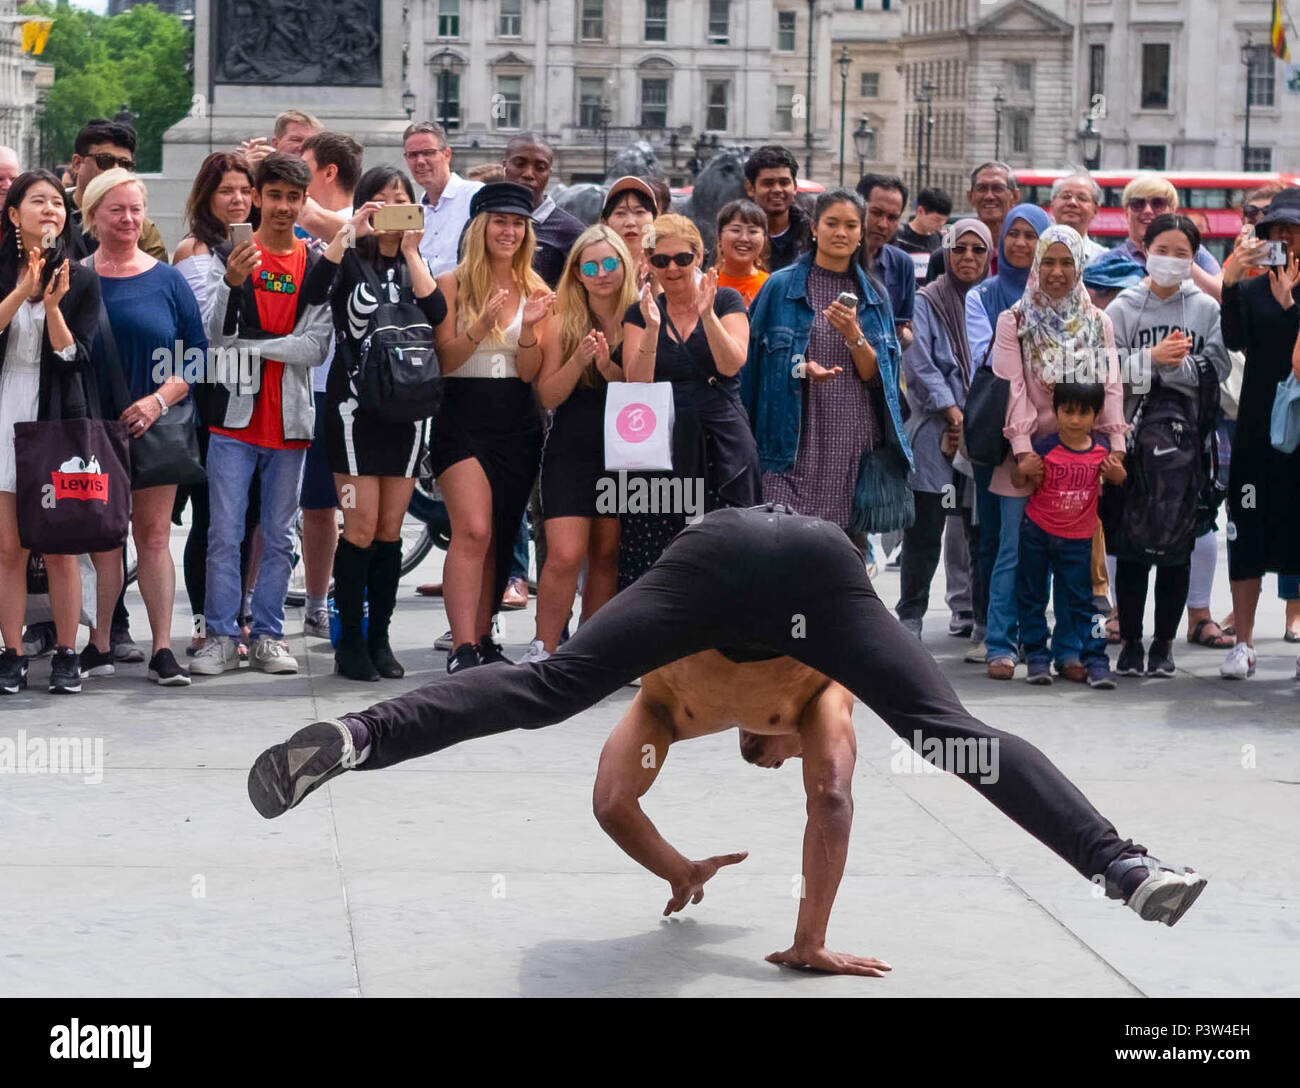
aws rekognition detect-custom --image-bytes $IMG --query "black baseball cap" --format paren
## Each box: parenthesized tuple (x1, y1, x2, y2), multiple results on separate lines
(469, 181, 535, 220)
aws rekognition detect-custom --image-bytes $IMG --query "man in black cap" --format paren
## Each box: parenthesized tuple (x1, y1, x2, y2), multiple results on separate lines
(248, 504, 1207, 974)
(501, 133, 586, 289)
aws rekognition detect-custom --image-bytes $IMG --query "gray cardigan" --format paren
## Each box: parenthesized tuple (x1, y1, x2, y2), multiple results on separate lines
(902, 292, 966, 495)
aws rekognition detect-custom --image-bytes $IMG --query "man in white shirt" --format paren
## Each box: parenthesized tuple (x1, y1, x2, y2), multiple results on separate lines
(403, 121, 482, 276)
(1050, 172, 1106, 264)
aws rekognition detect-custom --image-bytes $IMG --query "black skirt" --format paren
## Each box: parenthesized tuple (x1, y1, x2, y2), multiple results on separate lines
(540, 384, 614, 520)
(430, 377, 543, 612)
(325, 395, 424, 478)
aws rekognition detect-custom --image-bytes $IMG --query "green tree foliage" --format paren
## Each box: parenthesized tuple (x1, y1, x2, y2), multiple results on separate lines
(21, 1, 193, 172)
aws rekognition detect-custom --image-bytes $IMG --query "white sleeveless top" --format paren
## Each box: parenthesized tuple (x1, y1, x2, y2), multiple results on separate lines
(449, 297, 525, 379)
(174, 252, 212, 311)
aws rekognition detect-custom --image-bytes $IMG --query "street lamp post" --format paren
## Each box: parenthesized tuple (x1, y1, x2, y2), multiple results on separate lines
(1078, 116, 1101, 171)
(992, 86, 1005, 161)
(114, 104, 137, 130)
(669, 131, 678, 169)
(914, 79, 934, 194)
(853, 116, 873, 181)
(923, 80, 935, 190)
(1241, 41, 1254, 170)
(805, 0, 815, 177)
(600, 104, 613, 176)
(837, 46, 851, 186)
(402, 88, 416, 120)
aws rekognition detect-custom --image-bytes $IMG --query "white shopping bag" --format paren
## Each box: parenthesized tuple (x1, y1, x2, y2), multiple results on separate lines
(604, 382, 675, 471)
(24, 553, 98, 628)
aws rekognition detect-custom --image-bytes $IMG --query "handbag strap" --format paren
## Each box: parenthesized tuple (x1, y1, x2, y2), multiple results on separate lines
(658, 295, 719, 388)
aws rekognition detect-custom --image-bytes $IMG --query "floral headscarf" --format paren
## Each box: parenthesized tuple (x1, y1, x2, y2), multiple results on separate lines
(1013, 223, 1107, 388)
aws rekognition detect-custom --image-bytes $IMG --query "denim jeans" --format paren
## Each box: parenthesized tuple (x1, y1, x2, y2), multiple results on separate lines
(204, 433, 306, 640)
(510, 510, 529, 581)
(985, 491, 1029, 663)
(1280, 575, 1300, 600)
(1016, 518, 1107, 669)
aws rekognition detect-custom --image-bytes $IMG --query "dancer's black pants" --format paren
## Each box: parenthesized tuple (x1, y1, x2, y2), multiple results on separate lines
(353, 506, 1141, 884)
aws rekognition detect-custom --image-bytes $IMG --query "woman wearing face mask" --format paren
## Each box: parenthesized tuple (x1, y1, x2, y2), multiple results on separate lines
(1103, 215, 1230, 677)
(987, 224, 1128, 684)
(896, 219, 992, 638)
(960, 203, 1048, 662)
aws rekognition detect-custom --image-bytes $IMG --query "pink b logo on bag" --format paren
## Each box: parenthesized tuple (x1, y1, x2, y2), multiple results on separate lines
(615, 403, 656, 443)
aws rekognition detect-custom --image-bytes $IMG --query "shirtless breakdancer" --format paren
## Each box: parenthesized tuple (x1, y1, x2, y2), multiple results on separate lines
(248, 505, 1206, 972)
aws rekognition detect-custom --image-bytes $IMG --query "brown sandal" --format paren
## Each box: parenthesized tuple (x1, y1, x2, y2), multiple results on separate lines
(1188, 618, 1235, 649)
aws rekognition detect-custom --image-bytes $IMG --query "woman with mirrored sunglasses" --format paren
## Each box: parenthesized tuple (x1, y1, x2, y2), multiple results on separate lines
(520, 226, 638, 664)
(1116, 173, 1222, 302)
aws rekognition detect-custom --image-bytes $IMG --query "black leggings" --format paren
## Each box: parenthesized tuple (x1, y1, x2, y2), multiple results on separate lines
(352, 506, 1141, 884)
(1115, 558, 1191, 643)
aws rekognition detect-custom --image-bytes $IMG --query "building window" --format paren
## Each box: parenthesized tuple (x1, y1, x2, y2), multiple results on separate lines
(640, 78, 668, 128)
(645, 0, 668, 41)
(1012, 61, 1032, 94)
(1244, 146, 1272, 171)
(1137, 144, 1167, 170)
(1245, 45, 1276, 107)
(705, 80, 730, 131)
(708, 0, 729, 44)
(777, 11, 796, 51)
(579, 77, 605, 129)
(495, 75, 522, 129)
(1010, 110, 1031, 155)
(499, 0, 521, 37)
(861, 71, 879, 98)
(1140, 43, 1170, 109)
(438, 0, 459, 37)
(435, 71, 460, 130)
(775, 84, 795, 133)
(1088, 43, 1105, 103)
(581, 0, 604, 41)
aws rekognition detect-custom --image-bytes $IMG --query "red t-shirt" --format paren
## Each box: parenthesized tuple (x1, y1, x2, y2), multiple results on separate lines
(212, 239, 309, 450)
(1025, 434, 1110, 540)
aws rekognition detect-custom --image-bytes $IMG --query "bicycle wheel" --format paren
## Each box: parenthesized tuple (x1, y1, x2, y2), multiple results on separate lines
(284, 510, 307, 608)
(400, 517, 434, 577)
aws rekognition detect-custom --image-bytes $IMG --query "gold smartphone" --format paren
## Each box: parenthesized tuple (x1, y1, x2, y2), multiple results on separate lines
(372, 204, 424, 232)
(229, 222, 254, 247)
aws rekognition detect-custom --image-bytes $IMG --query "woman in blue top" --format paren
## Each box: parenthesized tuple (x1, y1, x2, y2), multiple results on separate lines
(743, 187, 911, 536)
(81, 170, 205, 687)
(960, 202, 1048, 661)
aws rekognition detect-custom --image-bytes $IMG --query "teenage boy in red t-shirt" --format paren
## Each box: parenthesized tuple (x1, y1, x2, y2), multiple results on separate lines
(194, 153, 331, 677)
(1012, 382, 1128, 690)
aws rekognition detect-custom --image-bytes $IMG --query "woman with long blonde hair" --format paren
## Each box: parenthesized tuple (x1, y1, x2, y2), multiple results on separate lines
(431, 182, 557, 672)
(519, 225, 636, 663)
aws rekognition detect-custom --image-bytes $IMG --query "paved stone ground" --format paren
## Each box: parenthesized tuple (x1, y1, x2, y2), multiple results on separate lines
(1, 524, 1297, 997)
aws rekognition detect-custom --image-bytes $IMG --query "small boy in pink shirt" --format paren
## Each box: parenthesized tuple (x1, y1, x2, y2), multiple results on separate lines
(1012, 382, 1127, 688)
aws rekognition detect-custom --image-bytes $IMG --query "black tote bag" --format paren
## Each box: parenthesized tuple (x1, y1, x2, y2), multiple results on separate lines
(963, 362, 1011, 467)
(14, 415, 131, 554)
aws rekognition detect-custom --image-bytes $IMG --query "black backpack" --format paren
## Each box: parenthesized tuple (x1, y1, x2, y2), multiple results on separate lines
(1103, 354, 1220, 564)
(353, 261, 442, 423)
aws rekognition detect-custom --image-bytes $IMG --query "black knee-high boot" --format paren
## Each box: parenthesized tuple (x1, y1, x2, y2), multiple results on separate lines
(367, 538, 404, 679)
(334, 538, 378, 682)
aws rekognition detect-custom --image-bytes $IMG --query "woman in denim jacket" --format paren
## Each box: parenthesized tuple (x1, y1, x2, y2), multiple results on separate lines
(742, 188, 912, 534)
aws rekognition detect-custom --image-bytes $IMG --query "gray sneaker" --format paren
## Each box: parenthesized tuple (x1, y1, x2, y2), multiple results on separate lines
(304, 608, 331, 640)
(111, 626, 146, 664)
(899, 616, 923, 638)
(251, 637, 299, 674)
(190, 635, 240, 676)
(434, 629, 454, 651)
(248, 719, 356, 819)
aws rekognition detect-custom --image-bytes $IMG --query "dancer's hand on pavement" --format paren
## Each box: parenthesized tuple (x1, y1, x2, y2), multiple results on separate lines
(766, 943, 893, 977)
(663, 851, 748, 916)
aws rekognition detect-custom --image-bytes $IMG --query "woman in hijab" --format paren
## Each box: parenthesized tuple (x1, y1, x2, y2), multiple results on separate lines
(896, 218, 992, 637)
(961, 202, 1050, 662)
(984, 223, 1128, 681)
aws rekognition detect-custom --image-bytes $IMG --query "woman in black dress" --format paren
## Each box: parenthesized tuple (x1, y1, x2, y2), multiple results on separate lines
(431, 182, 558, 673)
(1217, 191, 1300, 679)
(302, 166, 447, 682)
(520, 225, 637, 664)
(618, 213, 760, 588)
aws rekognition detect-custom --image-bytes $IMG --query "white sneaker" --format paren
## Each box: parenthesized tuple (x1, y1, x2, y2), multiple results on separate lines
(190, 635, 240, 676)
(964, 640, 987, 664)
(1294, 654, 1299, 681)
(519, 639, 551, 664)
(1219, 643, 1256, 679)
(251, 637, 299, 674)
(434, 629, 454, 651)
(304, 608, 331, 639)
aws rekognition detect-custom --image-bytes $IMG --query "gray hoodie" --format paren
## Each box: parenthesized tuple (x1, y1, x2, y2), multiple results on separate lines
(1104, 280, 1229, 421)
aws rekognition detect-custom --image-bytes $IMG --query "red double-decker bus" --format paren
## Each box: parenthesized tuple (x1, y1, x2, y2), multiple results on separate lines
(1013, 169, 1300, 262)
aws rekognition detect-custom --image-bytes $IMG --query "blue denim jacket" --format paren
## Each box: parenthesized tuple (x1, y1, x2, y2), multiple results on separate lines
(741, 251, 912, 474)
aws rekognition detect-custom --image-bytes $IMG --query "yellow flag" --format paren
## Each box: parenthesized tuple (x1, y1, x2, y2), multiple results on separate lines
(22, 19, 54, 56)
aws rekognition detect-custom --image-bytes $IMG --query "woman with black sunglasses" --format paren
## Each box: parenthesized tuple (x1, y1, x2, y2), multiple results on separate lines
(1115, 173, 1222, 302)
(618, 214, 759, 588)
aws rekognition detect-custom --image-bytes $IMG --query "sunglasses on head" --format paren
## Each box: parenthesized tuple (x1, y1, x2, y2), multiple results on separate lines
(580, 256, 621, 277)
(89, 152, 135, 171)
(1126, 197, 1169, 213)
(648, 251, 695, 269)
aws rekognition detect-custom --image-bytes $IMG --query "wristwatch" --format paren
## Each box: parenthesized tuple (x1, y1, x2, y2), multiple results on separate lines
(152, 391, 169, 416)
(851, 335, 869, 350)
